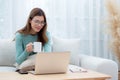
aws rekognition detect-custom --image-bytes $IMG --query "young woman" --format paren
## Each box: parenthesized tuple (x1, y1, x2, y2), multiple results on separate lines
(15, 8, 51, 65)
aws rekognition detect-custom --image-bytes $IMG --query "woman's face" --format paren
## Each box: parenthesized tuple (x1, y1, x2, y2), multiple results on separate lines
(30, 16, 45, 34)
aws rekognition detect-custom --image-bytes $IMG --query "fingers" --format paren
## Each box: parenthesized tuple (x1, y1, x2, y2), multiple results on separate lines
(26, 42, 33, 53)
(26, 42, 33, 47)
(26, 47, 32, 52)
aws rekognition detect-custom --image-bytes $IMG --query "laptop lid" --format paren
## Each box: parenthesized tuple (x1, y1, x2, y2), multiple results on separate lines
(34, 52, 70, 74)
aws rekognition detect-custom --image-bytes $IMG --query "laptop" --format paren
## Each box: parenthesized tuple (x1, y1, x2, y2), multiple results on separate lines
(28, 52, 70, 74)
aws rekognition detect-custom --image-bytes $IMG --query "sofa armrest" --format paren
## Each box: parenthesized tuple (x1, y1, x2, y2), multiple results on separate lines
(79, 54, 118, 80)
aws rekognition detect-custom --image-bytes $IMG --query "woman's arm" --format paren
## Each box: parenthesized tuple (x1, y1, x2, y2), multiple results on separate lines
(15, 33, 29, 65)
(43, 31, 52, 52)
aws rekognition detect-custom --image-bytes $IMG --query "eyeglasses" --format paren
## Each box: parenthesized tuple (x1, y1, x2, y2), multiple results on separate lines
(32, 20, 46, 26)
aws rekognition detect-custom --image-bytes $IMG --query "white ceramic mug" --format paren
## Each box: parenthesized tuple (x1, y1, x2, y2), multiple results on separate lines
(33, 42, 42, 52)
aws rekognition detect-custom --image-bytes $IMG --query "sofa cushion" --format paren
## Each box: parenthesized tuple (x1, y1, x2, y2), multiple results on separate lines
(52, 37, 80, 65)
(0, 39, 16, 66)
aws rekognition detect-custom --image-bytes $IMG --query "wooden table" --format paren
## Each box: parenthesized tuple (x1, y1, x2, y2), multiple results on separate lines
(0, 70, 111, 80)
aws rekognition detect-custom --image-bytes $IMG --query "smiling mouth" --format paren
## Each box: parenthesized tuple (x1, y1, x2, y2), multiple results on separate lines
(35, 27, 41, 29)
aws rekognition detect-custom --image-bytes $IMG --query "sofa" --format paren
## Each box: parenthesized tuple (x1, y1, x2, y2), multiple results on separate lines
(0, 37, 118, 80)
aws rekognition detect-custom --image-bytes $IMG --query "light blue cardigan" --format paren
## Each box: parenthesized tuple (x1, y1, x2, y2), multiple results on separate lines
(15, 31, 51, 65)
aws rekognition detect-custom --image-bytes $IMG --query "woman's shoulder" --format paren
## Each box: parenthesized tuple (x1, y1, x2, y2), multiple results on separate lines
(46, 31, 50, 36)
(16, 32, 24, 36)
(15, 32, 24, 39)
(46, 31, 51, 37)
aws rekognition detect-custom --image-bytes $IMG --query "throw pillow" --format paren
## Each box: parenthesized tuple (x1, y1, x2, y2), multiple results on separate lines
(52, 37, 80, 65)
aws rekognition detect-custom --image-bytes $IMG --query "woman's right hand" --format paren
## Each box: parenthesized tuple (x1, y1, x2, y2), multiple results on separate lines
(26, 42, 33, 53)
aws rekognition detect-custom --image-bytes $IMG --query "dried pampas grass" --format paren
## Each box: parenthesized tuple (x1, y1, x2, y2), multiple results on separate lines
(105, 0, 120, 61)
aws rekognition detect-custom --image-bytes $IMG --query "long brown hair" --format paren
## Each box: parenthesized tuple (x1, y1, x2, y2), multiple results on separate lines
(17, 8, 48, 46)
